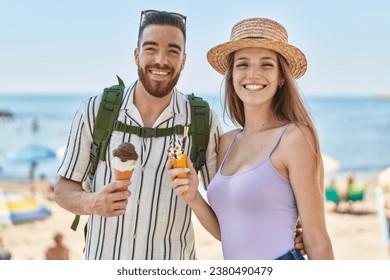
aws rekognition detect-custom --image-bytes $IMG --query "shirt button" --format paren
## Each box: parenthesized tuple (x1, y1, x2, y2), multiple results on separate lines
(141, 167, 145, 172)
(133, 234, 137, 239)
(136, 199, 140, 205)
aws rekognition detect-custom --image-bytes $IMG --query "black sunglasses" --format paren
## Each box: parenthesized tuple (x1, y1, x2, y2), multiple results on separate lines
(139, 9, 187, 30)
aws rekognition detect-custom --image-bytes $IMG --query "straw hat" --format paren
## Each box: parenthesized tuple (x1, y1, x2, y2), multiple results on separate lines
(207, 18, 307, 79)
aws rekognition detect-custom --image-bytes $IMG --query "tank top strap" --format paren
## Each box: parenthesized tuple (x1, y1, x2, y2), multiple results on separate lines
(267, 124, 289, 158)
(219, 129, 242, 171)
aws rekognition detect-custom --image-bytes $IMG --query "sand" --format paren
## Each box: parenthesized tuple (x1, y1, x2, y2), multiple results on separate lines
(0, 180, 389, 260)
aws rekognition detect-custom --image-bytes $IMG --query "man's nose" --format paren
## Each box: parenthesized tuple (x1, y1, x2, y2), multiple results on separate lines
(155, 51, 168, 65)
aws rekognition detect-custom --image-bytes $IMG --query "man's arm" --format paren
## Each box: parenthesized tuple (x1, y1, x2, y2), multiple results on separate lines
(55, 176, 131, 217)
(294, 219, 306, 255)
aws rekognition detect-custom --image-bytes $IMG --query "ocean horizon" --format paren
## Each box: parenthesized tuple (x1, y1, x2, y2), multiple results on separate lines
(1, 93, 390, 181)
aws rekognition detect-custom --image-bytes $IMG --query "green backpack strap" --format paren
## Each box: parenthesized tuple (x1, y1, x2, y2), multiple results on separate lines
(71, 76, 125, 232)
(187, 93, 210, 173)
(113, 122, 185, 137)
(90, 76, 125, 175)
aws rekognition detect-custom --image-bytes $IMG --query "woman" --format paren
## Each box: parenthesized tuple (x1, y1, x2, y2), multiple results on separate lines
(167, 17, 333, 260)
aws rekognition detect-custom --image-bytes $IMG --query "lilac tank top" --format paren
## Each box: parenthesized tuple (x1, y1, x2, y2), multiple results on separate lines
(207, 125, 298, 259)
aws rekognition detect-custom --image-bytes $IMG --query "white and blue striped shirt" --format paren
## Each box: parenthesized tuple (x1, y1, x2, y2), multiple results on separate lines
(58, 82, 222, 259)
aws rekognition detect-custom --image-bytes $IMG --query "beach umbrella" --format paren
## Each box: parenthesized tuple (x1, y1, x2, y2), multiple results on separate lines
(378, 166, 390, 187)
(322, 154, 340, 173)
(6, 143, 56, 180)
(0, 188, 51, 225)
(7, 143, 56, 164)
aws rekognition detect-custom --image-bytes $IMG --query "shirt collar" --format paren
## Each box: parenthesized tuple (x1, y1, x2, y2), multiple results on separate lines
(122, 80, 188, 116)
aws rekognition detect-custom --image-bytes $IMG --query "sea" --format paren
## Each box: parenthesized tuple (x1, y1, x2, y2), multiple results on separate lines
(1, 93, 390, 181)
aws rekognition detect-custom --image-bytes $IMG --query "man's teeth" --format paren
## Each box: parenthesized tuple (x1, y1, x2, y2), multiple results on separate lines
(151, 70, 169, 76)
(244, 84, 264, 90)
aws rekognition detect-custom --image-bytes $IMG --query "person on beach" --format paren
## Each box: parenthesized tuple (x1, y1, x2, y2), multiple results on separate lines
(55, 11, 304, 260)
(167, 17, 333, 259)
(325, 180, 341, 212)
(0, 238, 11, 260)
(45, 233, 70, 260)
(384, 200, 390, 256)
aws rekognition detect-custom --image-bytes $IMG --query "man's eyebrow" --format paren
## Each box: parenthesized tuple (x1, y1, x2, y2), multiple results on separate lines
(142, 41, 158, 47)
(168, 43, 182, 52)
(142, 41, 182, 52)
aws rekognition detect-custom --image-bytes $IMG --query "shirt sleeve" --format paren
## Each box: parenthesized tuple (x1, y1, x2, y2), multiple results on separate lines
(199, 109, 223, 189)
(57, 95, 100, 182)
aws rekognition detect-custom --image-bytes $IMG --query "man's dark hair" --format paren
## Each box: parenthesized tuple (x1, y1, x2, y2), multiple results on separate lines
(137, 11, 186, 50)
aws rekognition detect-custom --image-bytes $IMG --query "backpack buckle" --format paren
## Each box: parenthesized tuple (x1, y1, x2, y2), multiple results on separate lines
(140, 127, 157, 138)
(194, 149, 206, 171)
(90, 142, 99, 161)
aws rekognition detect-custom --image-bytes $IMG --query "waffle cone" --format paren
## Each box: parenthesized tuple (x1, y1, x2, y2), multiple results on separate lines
(114, 169, 133, 191)
(114, 169, 133, 180)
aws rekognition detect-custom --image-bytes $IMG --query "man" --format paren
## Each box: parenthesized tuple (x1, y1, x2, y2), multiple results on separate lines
(55, 10, 221, 260)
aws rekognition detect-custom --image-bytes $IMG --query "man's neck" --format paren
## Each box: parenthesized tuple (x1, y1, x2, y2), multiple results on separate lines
(133, 82, 173, 127)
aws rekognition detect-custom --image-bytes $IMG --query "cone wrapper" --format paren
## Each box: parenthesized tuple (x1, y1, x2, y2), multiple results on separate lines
(173, 154, 187, 178)
(172, 155, 187, 196)
(114, 169, 134, 191)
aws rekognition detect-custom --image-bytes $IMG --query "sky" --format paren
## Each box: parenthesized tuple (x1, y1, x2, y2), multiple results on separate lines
(1, 0, 390, 96)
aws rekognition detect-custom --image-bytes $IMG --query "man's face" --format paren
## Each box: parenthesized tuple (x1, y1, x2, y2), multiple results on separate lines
(135, 25, 186, 98)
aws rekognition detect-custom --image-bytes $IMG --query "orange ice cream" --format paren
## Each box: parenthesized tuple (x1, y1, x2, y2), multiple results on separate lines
(167, 138, 187, 178)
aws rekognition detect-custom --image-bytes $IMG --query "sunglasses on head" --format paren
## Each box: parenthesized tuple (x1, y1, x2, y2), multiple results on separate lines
(139, 9, 187, 30)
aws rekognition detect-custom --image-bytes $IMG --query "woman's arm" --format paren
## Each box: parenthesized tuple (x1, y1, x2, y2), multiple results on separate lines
(285, 125, 334, 260)
(166, 158, 221, 240)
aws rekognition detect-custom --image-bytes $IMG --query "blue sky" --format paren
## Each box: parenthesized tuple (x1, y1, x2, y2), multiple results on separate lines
(1, 0, 390, 96)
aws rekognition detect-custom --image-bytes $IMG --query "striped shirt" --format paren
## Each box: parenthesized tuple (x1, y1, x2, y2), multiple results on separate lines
(58, 82, 222, 259)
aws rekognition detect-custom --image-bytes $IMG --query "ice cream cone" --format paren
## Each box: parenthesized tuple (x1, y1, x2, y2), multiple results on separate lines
(114, 169, 134, 180)
(173, 155, 187, 196)
(173, 154, 187, 179)
(114, 169, 134, 191)
(167, 133, 188, 197)
(112, 142, 138, 191)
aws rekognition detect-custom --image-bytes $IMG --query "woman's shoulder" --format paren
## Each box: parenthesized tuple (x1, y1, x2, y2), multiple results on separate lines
(217, 129, 241, 166)
(280, 123, 318, 165)
(283, 123, 316, 146)
(220, 128, 241, 145)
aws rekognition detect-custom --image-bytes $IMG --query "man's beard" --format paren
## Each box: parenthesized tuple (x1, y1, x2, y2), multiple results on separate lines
(138, 64, 181, 98)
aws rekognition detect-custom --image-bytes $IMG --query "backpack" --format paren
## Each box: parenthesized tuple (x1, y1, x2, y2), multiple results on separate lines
(71, 76, 210, 231)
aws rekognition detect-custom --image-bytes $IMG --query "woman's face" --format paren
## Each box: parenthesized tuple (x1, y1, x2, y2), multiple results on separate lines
(232, 47, 281, 107)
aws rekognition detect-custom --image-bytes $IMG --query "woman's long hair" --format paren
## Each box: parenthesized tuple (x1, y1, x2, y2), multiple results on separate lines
(223, 51, 323, 184)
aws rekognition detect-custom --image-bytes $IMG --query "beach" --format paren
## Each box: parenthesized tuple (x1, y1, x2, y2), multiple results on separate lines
(1, 94, 390, 260)
(1, 179, 389, 260)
